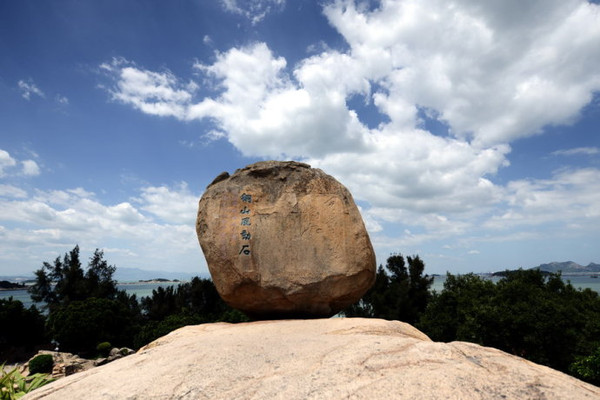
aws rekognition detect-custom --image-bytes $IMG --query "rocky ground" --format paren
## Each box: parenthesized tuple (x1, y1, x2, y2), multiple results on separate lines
(22, 318, 600, 399)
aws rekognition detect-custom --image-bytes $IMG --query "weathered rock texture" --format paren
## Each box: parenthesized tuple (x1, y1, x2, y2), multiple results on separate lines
(196, 161, 376, 318)
(24, 319, 600, 400)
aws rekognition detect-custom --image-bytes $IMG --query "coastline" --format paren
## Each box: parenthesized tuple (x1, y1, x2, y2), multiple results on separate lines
(117, 279, 183, 285)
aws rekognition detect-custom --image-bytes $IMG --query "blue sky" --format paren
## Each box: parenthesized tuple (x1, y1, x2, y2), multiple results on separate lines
(1, 0, 599, 277)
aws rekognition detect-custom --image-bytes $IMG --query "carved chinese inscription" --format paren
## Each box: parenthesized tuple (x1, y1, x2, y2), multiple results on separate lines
(239, 193, 252, 255)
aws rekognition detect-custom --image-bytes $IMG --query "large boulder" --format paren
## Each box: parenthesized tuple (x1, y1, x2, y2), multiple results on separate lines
(196, 161, 376, 318)
(24, 319, 600, 400)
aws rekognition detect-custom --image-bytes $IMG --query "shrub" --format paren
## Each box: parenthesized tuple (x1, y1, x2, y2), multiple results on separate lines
(570, 346, 600, 386)
(96, 342, 112, 358)
(28, 354, 54, 375)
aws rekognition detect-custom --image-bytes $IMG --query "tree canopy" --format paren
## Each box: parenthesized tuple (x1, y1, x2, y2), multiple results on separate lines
(344, 253, 433, 324)
(28, 246, 139, 354)
(29, 246, 119, 309)
(418, 269, 600, 374)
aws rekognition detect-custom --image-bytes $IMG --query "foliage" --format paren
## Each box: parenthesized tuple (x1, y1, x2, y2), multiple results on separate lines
(29, 246, 141, 356)
(418, 269, 600, 374)
(0, 298, 46, 363)
(27, 355, 53, 375)
(140, 277, 232, 321)
(417, 273, 496, 343)
(96, 342, 112, 358)
(47, 298, 138, 356)
(570, 346, 600, 386)
(134, 313, 205, 349)
(343, 254, 433, 324)
(134, 277, 249, 348)
(29, 246, 120, 310)
(1, 364, 54, 400)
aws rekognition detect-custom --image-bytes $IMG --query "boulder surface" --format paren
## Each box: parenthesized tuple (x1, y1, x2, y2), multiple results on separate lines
(196, 161, 376, 318)
(24, 319, 600, 400)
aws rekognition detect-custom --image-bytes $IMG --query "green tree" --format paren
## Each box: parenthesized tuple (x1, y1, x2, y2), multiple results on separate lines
(0, 298, 46, 363)
(85, 249, 118, 299)
(417, 273, 497, 343)
(140, 277, 242, 322)
(418, 269, 600, 374)
(135, 277, 248, 347)
(30, 245, 88, 309)
(29, 246, 141, 355)
(344, 253, 433, 324)
(47, 298, 138, 355)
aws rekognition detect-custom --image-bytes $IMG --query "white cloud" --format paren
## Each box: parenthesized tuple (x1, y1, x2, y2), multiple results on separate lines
(0, 149, 41, 177)
(187, 44, 373, 158)
(17, 79, 45, 100)
(99, 0, 600, 265)
(486, 168, 600, 230)
(0, 184, 27, 199)
(101, 58, 196, 119)
(220, 0, 285, 24)
(134, 182, 199, 225)
(21, 160, 40, 176)
(323, 0, 600, 147)
(55, 94, 69, 104)
(552, 147, 600, 156)
(0, 150, 17, 177)
(0, 184, 206, 275)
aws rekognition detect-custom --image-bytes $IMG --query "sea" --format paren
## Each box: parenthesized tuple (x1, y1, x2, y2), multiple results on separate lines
(2, 276, 600, 309)
(0, 282, 181, 310)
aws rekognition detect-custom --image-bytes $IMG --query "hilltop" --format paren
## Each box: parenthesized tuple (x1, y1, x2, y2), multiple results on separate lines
(532, 261, 600, 274)
(23, 318, 600, 399)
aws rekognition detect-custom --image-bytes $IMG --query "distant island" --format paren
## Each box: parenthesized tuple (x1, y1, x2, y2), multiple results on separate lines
(0, 280, 26, 290)
(113, 267, 204, 282)
(493, 261, 600, 276)
(137, 278, 180, 283)
(533, 261, 600, 274)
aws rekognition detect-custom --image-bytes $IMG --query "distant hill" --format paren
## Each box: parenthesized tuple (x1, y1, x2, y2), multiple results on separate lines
(531, 261, 600, 274)
(0, 275, 34, 283)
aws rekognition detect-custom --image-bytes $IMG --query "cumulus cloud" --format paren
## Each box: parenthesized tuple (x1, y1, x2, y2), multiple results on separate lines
(99, 0, 600, 251)
(220, 0, 285, 24)
(0, 184, 27, 199)
(486, 168, 600, 230)
(0, 149, 40, 177)
(0, 150, 17, 177)
(134, 182, 199, 225)
(323, 0, 600, 147)
(100, 58, 197, 119)
(17, 79, 45, 100)
(0, 183, 204, 274)
(21, 160, 40, 176)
